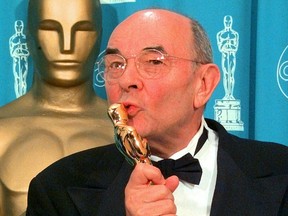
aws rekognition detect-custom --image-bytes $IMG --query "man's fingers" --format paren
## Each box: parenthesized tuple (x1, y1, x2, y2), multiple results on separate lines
(128, 163, 166, 186)
(140, 198, 177, 215)
(125, 163, 179, 216)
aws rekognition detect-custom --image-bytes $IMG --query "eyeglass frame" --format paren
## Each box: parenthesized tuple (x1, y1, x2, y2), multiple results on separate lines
(97, 47, 207, 83)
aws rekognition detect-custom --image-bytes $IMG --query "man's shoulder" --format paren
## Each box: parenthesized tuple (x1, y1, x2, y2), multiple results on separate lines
(206, 118, 288, 152)
(33, 144, 124, 185)
(228, 138, 288, 179)
(45, 143, 122, 171)
(206, 118, 288, 175)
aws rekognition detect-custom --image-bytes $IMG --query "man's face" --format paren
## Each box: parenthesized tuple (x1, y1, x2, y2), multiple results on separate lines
(105, 10, 201, 144)
(28, 0, 101, 86)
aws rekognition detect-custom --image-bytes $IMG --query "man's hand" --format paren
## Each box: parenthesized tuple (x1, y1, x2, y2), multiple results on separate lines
(125, 163, 179, 216)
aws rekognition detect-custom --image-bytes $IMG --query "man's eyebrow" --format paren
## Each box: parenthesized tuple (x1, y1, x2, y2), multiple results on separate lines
(105, 48, 121, 55)
(105, 46, 167, 55)
(143, 46, 167, 53)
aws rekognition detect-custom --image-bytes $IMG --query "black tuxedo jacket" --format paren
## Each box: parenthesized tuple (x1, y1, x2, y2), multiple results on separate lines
(26, 119, 288, 215)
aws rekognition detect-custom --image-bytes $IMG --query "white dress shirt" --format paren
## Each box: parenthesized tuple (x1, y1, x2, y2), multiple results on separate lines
(150, 118, 219, 216)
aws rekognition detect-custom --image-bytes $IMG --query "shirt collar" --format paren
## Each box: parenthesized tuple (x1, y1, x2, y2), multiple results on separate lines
(150, 117, 208, 161)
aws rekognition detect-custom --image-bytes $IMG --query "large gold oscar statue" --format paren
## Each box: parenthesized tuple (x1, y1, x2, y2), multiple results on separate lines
(0, 0, 114, 215)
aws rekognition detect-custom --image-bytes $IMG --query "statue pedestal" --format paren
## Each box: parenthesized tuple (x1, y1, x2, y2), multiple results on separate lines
(214, 99, 244, 131)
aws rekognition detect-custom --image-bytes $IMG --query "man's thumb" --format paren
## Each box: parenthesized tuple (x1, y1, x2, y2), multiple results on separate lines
(165, 175, 179, 192)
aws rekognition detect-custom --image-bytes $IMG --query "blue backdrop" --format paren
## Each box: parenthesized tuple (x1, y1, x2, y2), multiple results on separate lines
(0, 0, 287, 146)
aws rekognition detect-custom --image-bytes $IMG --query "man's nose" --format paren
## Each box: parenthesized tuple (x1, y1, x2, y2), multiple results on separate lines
(118, 59, 143, 90)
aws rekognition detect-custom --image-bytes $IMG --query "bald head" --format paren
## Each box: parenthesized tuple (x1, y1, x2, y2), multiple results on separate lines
(108, 9, 212, 64)
(117, 9, 190, 31)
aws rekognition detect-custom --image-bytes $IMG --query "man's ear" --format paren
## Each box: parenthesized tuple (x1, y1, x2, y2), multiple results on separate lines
(194, 63, 220, 108)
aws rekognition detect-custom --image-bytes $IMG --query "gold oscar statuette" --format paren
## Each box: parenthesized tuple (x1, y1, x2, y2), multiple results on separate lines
(108, 103, 152, 165)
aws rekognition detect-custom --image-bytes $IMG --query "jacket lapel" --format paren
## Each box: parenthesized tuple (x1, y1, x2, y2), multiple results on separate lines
(95, 161, 132, 215)
(67, 159, 132, 216)
(67, 187, 106, 216)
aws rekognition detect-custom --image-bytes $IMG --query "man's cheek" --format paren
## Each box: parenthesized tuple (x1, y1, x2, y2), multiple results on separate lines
(106, 91, 119, 103)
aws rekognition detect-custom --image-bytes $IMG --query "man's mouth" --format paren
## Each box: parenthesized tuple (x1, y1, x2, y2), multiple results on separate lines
(122, 102, 139, 117)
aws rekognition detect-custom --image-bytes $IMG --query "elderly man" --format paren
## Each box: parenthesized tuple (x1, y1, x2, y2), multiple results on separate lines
(26, 9, 288, 215)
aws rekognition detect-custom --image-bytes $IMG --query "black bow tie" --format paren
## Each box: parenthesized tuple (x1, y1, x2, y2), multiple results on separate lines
(153, 128, 208, 185)
(153, 153, 202, 184)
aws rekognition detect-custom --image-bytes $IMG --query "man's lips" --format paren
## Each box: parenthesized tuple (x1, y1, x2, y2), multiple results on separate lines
(122, 103, 140, 117)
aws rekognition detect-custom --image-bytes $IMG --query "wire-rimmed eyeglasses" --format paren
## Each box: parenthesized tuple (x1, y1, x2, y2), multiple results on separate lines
(97, 48, 205, 83)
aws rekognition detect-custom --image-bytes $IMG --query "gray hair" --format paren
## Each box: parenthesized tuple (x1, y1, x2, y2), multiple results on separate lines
(190, 19, 213, 64)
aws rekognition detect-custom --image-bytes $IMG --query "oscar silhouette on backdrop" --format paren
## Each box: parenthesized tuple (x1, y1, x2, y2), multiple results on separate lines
(214, 15, 243, 131)
(216, 15, 239, 100)
(0, 0, 113, 215)
(9, 20, 30, 98)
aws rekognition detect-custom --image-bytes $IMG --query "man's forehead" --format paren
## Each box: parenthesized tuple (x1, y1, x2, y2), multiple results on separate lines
(108, 10, 192, 56)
